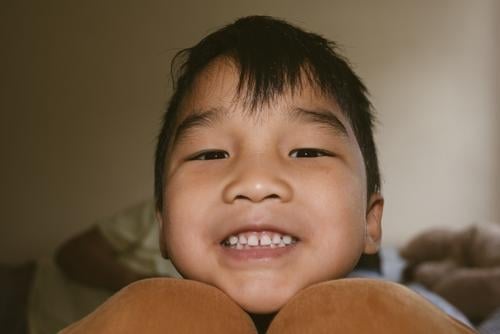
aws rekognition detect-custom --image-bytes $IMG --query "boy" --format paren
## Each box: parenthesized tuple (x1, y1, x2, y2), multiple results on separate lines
(153, 15, 383, 315)
(61, 16, 475, 333)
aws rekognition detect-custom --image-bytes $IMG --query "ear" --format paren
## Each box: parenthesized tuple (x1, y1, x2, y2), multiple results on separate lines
(363, 193, 384, 254)
(156, 210, 170, 259)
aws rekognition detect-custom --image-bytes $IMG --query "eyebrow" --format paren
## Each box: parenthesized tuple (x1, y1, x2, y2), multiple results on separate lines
(173, 106, 349, 144)
(173, 108, 224, 144)
(288, 107, 348, 137)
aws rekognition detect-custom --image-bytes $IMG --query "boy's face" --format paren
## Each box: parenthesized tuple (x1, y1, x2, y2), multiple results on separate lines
(158, 59, 383, 313)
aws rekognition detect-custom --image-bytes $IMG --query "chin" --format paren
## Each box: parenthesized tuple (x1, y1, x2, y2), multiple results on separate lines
(238, 296, 286, 314)
(226, 284, 294, 314)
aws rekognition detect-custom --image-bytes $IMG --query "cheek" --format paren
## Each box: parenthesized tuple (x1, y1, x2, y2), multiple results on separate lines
(163, 172, 220, 254)
(162, 189, 210, 279)
(163, 181, 198, 252)
(165, 169, 209, 219)
(307, 165, 366, 216)
(303, 167, 367, 251)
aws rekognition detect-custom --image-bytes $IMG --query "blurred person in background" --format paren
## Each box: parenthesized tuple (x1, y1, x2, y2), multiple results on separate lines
(1, 200, 180, 334)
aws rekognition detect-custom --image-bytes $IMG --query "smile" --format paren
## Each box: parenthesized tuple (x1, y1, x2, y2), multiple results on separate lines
(221, 231, 298, 249)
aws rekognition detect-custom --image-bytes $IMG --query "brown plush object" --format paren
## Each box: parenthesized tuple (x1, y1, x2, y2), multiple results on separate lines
(60, 278, 475, 333)
(401, 223, 500, 322)
(60, 278, 257, 334)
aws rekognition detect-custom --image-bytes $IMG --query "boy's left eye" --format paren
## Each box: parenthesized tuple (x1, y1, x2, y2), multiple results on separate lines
(289, 148, 332, 158)
(188, 150, 229, 160)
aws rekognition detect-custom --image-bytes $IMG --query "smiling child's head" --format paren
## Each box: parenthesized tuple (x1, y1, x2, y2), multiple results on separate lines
(154, 16, 384, 313)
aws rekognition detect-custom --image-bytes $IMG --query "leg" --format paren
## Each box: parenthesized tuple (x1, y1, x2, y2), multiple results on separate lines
(59, 278, 256, 334)
(267, 278, 476, 334)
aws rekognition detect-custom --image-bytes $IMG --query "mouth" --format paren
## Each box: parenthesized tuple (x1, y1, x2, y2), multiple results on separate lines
(220, 231, 299, 250)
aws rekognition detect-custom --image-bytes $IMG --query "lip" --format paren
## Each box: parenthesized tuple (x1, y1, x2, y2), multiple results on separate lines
(220, 242, 298, 262)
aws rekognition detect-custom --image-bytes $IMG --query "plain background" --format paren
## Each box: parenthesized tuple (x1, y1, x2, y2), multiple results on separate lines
(1, 0, 499, 263)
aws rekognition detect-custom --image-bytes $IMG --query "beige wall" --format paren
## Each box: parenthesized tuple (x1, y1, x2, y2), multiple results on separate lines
(1, 0, 499, 262)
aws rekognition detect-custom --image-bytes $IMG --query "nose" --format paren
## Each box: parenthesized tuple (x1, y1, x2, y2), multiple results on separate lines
(222, 157, 293, 204)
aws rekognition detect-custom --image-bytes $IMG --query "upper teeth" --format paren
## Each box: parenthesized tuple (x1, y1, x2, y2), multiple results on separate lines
(222, 232, 297, 248)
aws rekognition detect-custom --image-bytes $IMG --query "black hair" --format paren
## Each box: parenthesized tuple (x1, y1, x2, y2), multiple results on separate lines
(155, 15, 381, 213)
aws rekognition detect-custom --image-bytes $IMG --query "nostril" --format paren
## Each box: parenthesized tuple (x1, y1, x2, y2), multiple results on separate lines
(265, 194, 280, 200)
(234, 195, 250, 201)
(233, 193, 280, 202)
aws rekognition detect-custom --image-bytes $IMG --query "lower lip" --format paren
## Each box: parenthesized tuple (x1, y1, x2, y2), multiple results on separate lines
(219, 244, 297, 262)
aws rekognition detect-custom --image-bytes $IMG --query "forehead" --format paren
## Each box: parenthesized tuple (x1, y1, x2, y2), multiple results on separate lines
(178, 58, 351, 130)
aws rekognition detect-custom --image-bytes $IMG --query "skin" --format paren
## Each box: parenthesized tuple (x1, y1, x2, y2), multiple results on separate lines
(157, 58, 384, 313)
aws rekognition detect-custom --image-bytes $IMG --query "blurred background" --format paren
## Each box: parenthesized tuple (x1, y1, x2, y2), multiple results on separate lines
(1, 0, 499, 263)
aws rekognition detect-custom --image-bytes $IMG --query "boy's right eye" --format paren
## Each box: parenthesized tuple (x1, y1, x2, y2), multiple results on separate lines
(188, 150, 229, 161)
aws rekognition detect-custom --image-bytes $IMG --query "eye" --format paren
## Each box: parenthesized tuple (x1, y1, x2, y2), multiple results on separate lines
(189, 150, 229, 160)
(289, 148, 332, 158)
